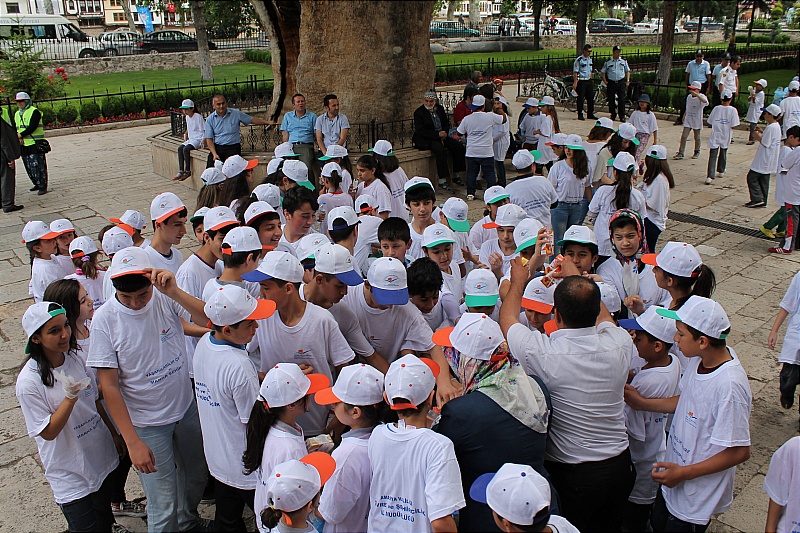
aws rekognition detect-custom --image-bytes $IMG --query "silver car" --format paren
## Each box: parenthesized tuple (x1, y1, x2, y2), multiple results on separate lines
(97, 31, 141, 56)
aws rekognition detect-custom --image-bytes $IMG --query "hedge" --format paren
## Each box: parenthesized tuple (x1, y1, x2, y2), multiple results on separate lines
(735, 33, 791, 43)
(244, 49, 271, 64)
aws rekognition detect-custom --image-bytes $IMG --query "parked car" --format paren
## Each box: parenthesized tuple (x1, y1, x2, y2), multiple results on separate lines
(683, 18, 724, 31)
(429, 20, 480, 38)
(550, 17, 577, 35)
(589, 18, 634, 33)
(97, 30, 141, 56)
(0, 14, 100, 60)
(634, 20, 685, 33)
(134, 30, 217, 54)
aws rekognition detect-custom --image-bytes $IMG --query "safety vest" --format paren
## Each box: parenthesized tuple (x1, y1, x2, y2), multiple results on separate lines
(1, 106, 9, 125)
(15, 106, 44, 147)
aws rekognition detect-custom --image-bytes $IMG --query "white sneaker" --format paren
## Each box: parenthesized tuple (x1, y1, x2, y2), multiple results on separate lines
(705, 177, 714, 185)
(466, 194, 475, 201)
(717, 172, 725, 178)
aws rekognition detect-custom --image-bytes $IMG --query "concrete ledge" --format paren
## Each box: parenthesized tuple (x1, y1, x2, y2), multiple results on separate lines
(45, 116, 172, 138)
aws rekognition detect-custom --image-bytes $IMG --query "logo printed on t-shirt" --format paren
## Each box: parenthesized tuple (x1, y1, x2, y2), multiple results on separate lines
(294, 348, 313, 360)
(160, 327, 177, 343)
(684, 410, 698, 428)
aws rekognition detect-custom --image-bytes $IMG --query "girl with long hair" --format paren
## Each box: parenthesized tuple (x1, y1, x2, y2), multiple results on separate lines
(64, 236, 107, 310)
(548, 134, 593, 254)
(639, 145, 676, 250)
(353, 154, 391, 220)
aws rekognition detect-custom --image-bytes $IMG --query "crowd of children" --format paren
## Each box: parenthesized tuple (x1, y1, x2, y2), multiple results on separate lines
(13, 86, 800, 533)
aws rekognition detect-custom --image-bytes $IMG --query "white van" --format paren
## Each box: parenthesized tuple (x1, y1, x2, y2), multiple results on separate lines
(0, 14, 101, 60)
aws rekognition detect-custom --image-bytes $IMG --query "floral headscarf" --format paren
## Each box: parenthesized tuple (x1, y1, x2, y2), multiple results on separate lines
(608, 208, 648, 263)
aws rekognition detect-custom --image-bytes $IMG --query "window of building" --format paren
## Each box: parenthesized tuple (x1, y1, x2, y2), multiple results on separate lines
(5, 2, 20, 13)
(113, 11, 125, 21)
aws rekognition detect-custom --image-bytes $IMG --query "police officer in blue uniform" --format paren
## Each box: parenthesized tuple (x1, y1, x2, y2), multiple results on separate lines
(572, 44, 597, 121)
(601, 45, 631, 121)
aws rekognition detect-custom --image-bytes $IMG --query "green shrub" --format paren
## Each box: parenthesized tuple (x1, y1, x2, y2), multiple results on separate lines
(244, 49, 271, 63)
(119, 95, 144, 115)
(735, 33, 790, 43)
(80, 101, 101, 122)
(56, 105, 78, 124)
(671, 90, 685, 111)
(101, 97, 124, 118)
(40, 107, 57, 125)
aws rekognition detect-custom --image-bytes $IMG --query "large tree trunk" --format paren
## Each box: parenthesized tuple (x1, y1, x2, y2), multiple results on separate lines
(533, 0, 542, 50)
(658, 1, 678, 85)
(296, 0, 435, 124)
(696, 3, 704, 45)
(250, 0, 302, 121)
(120, 0, 137, 32)
(576, 1, 588, 57)
(446, 0, 457, 21)
(746, 2, 756, 46)
(729, 0, 739, 53)
(190, 0, 213, 81)
(468, 0, 480, 28)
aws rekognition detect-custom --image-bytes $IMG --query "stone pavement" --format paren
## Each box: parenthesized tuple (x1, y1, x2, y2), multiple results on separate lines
(0, 108, 799, 532)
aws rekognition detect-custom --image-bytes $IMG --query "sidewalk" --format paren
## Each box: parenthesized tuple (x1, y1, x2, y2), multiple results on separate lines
(0, 111, 797, 531)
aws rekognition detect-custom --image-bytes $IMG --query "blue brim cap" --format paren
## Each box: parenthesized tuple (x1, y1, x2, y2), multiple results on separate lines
(242, 270, 274, 282)
(334, 269, 364, 287)
(469, 103, 483, 110)
(617, 318, 645, 331)
(372, 287, 409, 305)
(469, 472, 495, 504)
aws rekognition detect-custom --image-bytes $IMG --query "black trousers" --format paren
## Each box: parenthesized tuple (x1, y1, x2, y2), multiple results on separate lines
(206, 142, 241, 168)
(678, 82, 709, 122)
(427, 137, 466, 181)
(607, 79, 627, 120)
(178, 143, 196, 172)
(545, 448, 636, 532)
(0, 152, 15, 209)
(576, 79, 594, 116)
(59, 472, 115, 533)
(214, 477, 255, 532)
(651, 489, 709, 532)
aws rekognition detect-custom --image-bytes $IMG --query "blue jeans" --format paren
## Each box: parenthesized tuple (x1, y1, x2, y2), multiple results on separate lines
(134, 400, 208, 533)
(466, 156, 496, 195)
(550, 202, 584, 255)
(59, 473, 115, 532)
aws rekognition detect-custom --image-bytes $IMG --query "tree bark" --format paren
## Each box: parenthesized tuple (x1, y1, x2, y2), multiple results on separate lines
(120, 0, 137, 33)
(696, 3, 704, 45)
(446, 0, 457, 21)
(657, 1, 678, 85)
(190, 0, 213, 81)
(576, 0, 588, 57)
(532, 0, 542, 50)
(746, 2, 756, 46)
(469, 0, 480, 28)
(729, 0, 739, 53)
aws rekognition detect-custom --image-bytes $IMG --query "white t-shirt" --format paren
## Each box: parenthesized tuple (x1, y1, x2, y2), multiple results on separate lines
(479, 238, 519, 279)
(342, 284, 436, 363)
(53, 254, 75, 278)
(592, 146, 614, 185)
(628, 111, 658, 135)
(357, 179, 392, 215)
(684, 93, 709, 130)
(780, 146, 800, 206)
(751, 121, 782, 175)
(778, 270, 800, 365)
(408, 222, 465, 265)
(535, 115, 555, 163)
(638, 173, 671, 231)
(441, 260, 463, 302)
(746, 90, 766, 123)
(492, 115, 511, 162)
(469, 215, 495, 255)
(583, 141, 605, 180)
(505, 175, 559, 228)
(30, 257, 63, 303)
(707, 106, 740, 149)
(318, 427, 373, 533)
(185, 112, 205, 148)
(547, 515, 581, 533)
(596, 260, 670, 310)
(368, 424, 465, 532)
(328, 300, 377, 359)
(145, 245, 184, 274)
(663, 349, 752, 525)
(776, 146, 796, 205)
(202, 277, 261, 301)
(255, 422, 307, 533)
(457, 111, 505, 159)
(176, 253, 218, 378)
(16, 353, 118, 504)
(193, 332, 259, 490)
(625, 355, 681, 504)
(250, 303, 354, 436)
(781, 96, 800, 137)
(718, 65, 738, 94)
(87, 290, 193, 427)
(354, 215, 383, 277)
(548, 159, 590, 203)
(762, 436, 800, 533)
(65, 271, 107, 311)
(588, 184, 647, 257)
(319, 191, 355, 233)
(519, 112, 540, 145)
(383, 167, 409, 220)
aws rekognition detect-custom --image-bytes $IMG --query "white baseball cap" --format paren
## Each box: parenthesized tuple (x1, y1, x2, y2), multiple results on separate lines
(355, 194, 379, 213)
(612, 151, 636, 172)
(470, 463, 551, 527)
(384, 354, 440, 410)
(265, 453, 336, 513)
(790, 80, 800, 91)
(321, 161, 343, 178)
(15, 92, 30, 101)
(266, 158, 283, 175)
(101, 226, 134, 256)
(617, 123, 640, 144)
(366, 257, 408, 305)
(315, 363, 384, 406)
(641, 241, 702, 278)
(204, 206, 239, 232)
(222, 154, 258, 178)
(646, 145, 668, 160)
(422, 223, 456, 249)
(545, 133, 568, 147)
(557, 225, 597, 247)
(618, 305, 677, 344)
(470, 94, 486, 110)
(596, 117, 614, 130)
(150, 192, 186, 223)
(721, 88, 733, 99)
(327, 206, 360, 231)
(274, 141, 299, 159)
(318, 144, 348, 161)
(200, 167, 227, 186)
(754, 78, 768, 88)
(484, 185, 510, 205)
(484, 203, 527, 229)
(111, 209, 148, 233)
(404, 176, 434, 194)
(50, 218, 75, 236)
(313, 243, 363, 286)
(688, 81, 703, 90)
(244, 250, 304, 283)
(259, 362, 330, 408)
(252, 183, 282, 209)
(179, 98, 194, 109)
(21, 221, 58, 243)
(282, 160, 315, 191)
(763, 103, 782, 117)
(190, 206, 210, 224)
(521, 277, 554, 314)
(597, 281, 621, 313)
(368, 140, 394, 157)
(441, 197, 470, 232)
(522, 97, 539, 108)
(68, 236, 98, 258)
(222, 226, 269, 255)
(564, 134, 584, 150)
(464, 268, 499, 307)
(511, 149, 536, 169)
(22, 301, 66, 354)
(657, 296, 730, 340)
(514, 218, 544, 253)
(244, 201, 277, 226)
(538, 95, 555, 106)
(295, 233, 330, 262)
(432, 312, 504, 361)
(108, 245, 151, 279)
(204, 284, 275, 327)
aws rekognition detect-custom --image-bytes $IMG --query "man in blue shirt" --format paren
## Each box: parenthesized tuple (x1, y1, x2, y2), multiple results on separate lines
(676, 50, 711, 125)
(204, 94, 274, 168)
(281, 93, 318, 183)
(601, 45, 630, 121)
(572, 44, 597, 121)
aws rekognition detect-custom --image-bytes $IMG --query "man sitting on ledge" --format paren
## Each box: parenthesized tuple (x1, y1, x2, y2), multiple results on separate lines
(412, 90, 466, 190)
(204, 94, 275, 168)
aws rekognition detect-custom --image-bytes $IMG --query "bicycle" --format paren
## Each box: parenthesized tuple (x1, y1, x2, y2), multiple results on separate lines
(529, 65, 577, 112)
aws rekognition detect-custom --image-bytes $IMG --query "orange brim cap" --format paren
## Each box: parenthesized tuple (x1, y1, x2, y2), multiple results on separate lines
(247, 298, 277, 320)
(482, 221, 500, 229)
(305, 373, 331, 395)
(109, 217, 123, 224)
(390, 401, 421, 411)
(155, 205, 185, 223)
(245, 158, 259, 170)
(115, 223, 135, 236)
(70, 250, 87, 258)
(314, 387, 342, 406)
(431, 326, 455, 347)
(206, 219, 240, 232)
(521, 297, 554, 314)
(640, 253, 658, 266)
(543, 319, 558, 335)
(109, 268, 148, 279)
(300, 452, 336, 485)
(422, 357, 440, 378)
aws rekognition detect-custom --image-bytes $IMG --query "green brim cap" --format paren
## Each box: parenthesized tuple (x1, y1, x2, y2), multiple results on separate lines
(556, 237, 593, 246)
(367, 148, 395, 157)
(189, 215, 205, 223)
(465, 294, 499, 307)
(25, 307, 66, 354)
(515, 237, 538, 253)
(318, 154, 338, 160)
(655, 307, 729, 339)
(297, 180, 316, 191)
(566, 144, 584, 150)
(446, 217, 471, 232)
(486, 194, 510, 205)
(530, 149, 543, 160)
(631, 137, 641, 145)
(423, 238, 456, 249)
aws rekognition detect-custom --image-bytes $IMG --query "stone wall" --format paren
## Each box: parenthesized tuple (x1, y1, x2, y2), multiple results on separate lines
(49, 49, 246, 77)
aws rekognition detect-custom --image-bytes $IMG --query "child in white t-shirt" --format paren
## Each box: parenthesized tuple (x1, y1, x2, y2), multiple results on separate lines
(406, 177, 442, 261)
(368, 355, 465, 533)
(64, 236, 107, 310)
(146, 192, 187, 274)
(51, 218, 78, 277)
(318, 162, 354, 237)
(498, 218, 547, 302)
(638, 145, 675, 250)
(99, 225, 134, 304)
(439, 197, 473, 270)
(243, 363, 330, 533)
(768, 269, 800, 411)
(746, 79, 767, 144)
(371, 141, 409, 220)
(745, 104, 783, 208)
(407, 257, 456, 331)
(315, 364, 387, 533)
(22, 221, 62, 303)
(354, 154, 392, 220)
(763, 436, 800, 533)
(111, 209, 150, 248)
(469, 185, 511, 254)
(627, 94, 658, 166)
(761, 132, 800, 241)
(202, 226, 264, 301)
(705, 89, 740, 185)
(675, 82, 708, 160)
(422, 224, 463, 303)
(475, 203, 527, 280)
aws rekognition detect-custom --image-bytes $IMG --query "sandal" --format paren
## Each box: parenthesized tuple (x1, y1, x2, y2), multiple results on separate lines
(178, 170, 191, 181)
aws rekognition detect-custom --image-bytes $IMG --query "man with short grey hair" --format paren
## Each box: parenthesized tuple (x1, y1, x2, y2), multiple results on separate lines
(466, 71, 482, 92)
(412, 91, 466, 189)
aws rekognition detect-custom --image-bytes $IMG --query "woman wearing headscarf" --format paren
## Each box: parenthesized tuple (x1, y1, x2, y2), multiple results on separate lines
(433, 313, 554, 532)
(14, 92, 48, 195)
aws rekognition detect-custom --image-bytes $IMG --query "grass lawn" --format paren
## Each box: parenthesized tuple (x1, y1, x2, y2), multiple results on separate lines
(737, 69, 796, 93)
